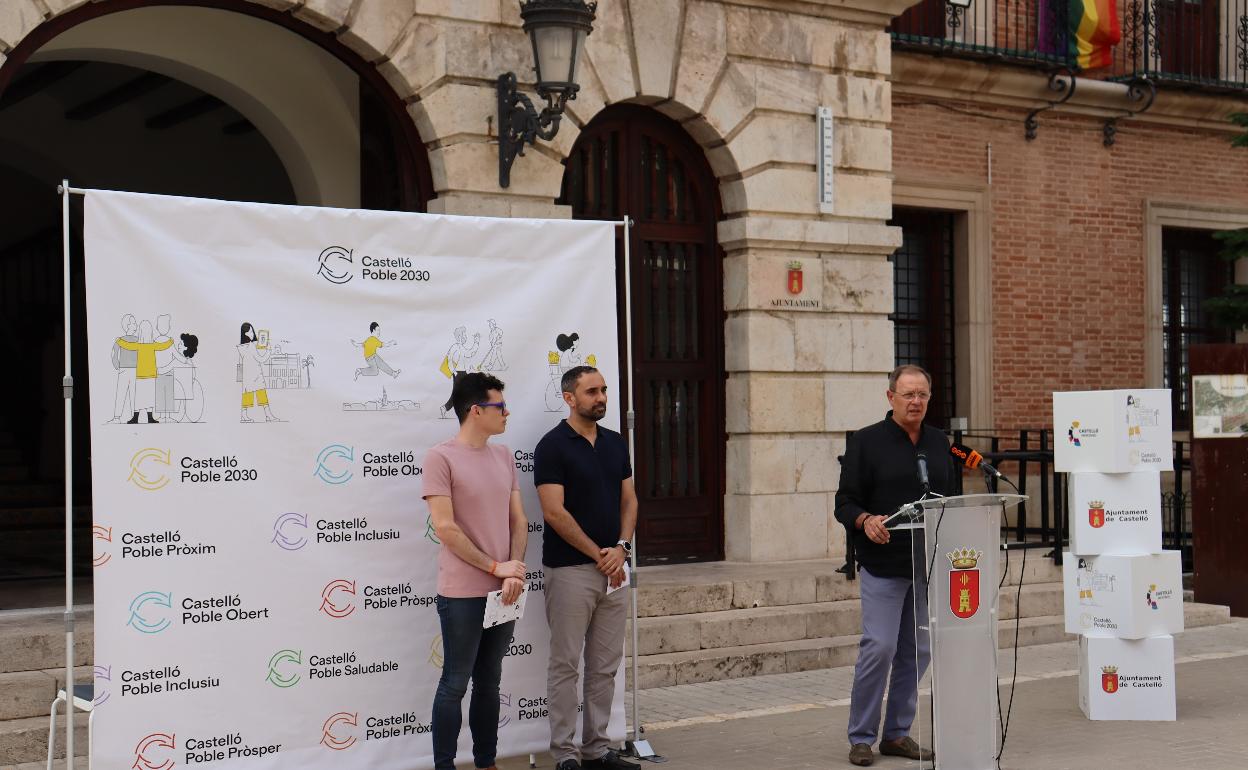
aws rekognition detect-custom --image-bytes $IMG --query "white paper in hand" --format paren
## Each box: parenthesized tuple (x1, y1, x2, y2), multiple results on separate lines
(482, 586, 527, 629)
(606, 563, 630, 595)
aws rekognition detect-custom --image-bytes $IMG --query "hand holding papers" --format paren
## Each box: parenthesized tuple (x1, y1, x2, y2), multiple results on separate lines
(483, 585, 527, 629)
(606, 563, 630, 595)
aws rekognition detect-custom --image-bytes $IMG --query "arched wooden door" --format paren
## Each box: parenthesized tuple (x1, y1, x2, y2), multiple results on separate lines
(559, 105, 725, 564)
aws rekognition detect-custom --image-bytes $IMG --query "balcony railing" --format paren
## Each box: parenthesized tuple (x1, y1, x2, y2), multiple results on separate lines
(890, 0, 1075, 67)
(892, 0, 1248, 91)
(1115, 0, 1248, 89)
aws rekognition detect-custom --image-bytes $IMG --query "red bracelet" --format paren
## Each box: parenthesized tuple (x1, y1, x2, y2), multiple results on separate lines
(489, 560, 497, 576)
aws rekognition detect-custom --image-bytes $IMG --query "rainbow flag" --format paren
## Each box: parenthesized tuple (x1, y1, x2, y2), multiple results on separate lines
(1069, 0, 1121, 69)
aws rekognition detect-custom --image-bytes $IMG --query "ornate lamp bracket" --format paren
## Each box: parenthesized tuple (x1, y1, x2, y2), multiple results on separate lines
(497, 73, 569, 188)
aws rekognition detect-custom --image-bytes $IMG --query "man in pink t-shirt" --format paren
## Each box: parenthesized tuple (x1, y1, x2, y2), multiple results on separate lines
(423, 372, 529, 770)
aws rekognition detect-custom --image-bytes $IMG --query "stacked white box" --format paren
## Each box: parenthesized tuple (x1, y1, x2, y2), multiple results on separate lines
(1079, 635, 1177, 721)
(1067, 471, 1162, 555)
(1055, 389, 1180, 721)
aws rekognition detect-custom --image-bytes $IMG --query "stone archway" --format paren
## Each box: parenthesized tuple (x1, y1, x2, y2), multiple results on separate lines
(0, 0, 434, 606)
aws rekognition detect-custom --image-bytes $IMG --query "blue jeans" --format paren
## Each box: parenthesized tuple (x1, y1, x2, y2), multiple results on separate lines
(433, 595, 515, 770)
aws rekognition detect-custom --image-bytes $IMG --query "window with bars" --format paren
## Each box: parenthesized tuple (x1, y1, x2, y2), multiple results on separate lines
(1162, 228, 1234, 430)
(889, 208, 958, 429)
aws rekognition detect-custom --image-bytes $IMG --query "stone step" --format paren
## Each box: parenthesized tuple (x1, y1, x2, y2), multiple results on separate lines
(636, 556, 1063, 619)
(632, 601, 861, 657)
(0, 713, 88, 765)
(632, 602, 1233, 689)
(12, 759, 90, 770)
(0, 667, 93, 722)
(0, 609, 93, 674)
(631, 581, 1067, 657)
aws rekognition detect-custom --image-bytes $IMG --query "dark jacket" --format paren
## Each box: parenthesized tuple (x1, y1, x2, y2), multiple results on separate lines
(834, 411, 956, 578)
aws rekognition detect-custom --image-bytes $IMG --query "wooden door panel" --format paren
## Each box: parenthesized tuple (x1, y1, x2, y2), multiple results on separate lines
(559, 106, 725, 564)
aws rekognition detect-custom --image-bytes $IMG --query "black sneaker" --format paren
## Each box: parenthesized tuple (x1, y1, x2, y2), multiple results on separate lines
(583, 749, 641, 770)
(556, 761, 581, 770)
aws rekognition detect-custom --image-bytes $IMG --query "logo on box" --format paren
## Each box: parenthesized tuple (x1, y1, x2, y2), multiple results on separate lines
(1101, 665, 1119, 694)
(1088, 500, 1105, 528)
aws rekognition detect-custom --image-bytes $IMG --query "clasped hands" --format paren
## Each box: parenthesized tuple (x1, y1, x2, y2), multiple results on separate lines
(596, 545, 628, 588)
(491, 559, 526, 605)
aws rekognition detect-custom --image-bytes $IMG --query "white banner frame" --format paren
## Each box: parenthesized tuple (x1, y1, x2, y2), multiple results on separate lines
(58, 182, 650, 770)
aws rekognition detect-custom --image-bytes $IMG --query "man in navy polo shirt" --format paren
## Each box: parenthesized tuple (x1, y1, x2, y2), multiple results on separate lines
(534, 365, 638, 770)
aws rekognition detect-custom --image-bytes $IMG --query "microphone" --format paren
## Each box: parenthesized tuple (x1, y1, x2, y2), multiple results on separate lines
(950, 442, 1002, 478)
(916, 452, 930, 493)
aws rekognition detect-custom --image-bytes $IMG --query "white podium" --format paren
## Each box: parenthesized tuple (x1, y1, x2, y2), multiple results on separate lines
(890, 492, 1027, 770)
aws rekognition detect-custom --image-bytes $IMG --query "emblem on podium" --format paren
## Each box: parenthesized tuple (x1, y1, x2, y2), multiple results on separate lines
(787, 261, 803, 295)
(1088, 500, 1105, 528)
(1101, 665, 1119, 694)
(946, 547, 981, 619)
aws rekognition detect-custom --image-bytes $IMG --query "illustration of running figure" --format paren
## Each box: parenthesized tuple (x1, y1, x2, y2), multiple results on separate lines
(352, 322, 401, 381)
(438, 326, 479, 418)
(237, 322, 280, 422)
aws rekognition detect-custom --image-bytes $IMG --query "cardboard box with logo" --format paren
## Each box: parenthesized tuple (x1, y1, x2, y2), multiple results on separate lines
(1053, 389, 1173, 473)
(1078, 634, 1176, 721)
(1067, 471, 1162, 555)
(1063, 551, 1184, 638)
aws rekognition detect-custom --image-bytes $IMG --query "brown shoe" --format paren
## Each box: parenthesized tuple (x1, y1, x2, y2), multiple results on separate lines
(879, 736, 933, 761)
(848, 743, 874, 766)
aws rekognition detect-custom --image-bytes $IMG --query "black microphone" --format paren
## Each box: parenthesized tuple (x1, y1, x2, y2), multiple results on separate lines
(916, 452, 930, 493)
(949, 442, 1002, 478)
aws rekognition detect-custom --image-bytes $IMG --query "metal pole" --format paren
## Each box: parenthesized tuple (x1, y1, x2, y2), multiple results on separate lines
(620, 216, 642, 745)
(58, 179, 75, 769)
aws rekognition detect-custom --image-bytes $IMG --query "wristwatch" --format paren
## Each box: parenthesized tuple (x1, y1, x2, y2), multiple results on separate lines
(616, 539, 633, 555)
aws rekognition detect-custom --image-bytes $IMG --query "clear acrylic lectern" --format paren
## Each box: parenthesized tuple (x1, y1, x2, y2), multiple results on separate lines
(886, 493, 1028, 770)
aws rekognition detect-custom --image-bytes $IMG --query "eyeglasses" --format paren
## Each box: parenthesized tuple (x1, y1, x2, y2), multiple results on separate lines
(892, 391, 931, 402)
(475, 401, 507, 412)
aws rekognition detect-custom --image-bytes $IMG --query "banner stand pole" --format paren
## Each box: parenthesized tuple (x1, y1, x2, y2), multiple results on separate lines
(618, 216, 662, 763)
(57, 179, 76, 770)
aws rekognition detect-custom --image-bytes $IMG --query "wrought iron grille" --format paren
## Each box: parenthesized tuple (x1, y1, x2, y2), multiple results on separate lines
(889, 209, 958, 430)
(1161, 228, 1235, 430)
(891, 0, 1075, 67)
(1116, 0, 1248, 87)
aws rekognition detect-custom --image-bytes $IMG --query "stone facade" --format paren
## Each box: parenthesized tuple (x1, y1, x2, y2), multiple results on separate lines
(0, 0, 925, 563)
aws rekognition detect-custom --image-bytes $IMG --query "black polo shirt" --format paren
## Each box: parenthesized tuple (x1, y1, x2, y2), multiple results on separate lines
(833, 411, 956, 578)
(533, 419, 632, 568)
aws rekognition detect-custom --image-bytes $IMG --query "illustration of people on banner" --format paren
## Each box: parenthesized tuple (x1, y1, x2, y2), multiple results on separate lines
(110, 312, 202, 424)
(544, 332, 597, 412)
(352, 321, 401, 381)
(238, 322, 280, 422)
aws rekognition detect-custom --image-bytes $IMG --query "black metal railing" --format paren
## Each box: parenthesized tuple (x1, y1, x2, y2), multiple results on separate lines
(892, 0, 1248, 92)
(1115, 0, 1248, 89)
(838, 429, 1194, 578)
(891, 0, 1075, 67)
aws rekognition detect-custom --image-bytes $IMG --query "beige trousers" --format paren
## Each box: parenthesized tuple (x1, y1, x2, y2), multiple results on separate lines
(545, 562, 628, 763)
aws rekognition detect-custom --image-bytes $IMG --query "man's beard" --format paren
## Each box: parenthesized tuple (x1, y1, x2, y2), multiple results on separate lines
(576, 403, 607, 422)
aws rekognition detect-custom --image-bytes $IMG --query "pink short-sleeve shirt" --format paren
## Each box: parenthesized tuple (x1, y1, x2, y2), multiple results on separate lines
(422, 438, 519, 598)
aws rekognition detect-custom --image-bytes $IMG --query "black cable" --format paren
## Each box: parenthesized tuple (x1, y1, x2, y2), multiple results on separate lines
(995, 499, 1025, 768)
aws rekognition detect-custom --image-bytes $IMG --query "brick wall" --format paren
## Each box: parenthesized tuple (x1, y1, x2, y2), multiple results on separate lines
(892, 99, 1248, 429)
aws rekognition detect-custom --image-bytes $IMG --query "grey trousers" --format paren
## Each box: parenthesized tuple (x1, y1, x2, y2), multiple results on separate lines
(847, 566, 931, 746)
(545, 562, 628, 763)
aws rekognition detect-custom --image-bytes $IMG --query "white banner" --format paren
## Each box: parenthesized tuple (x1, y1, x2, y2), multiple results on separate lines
(84, 190, 623, 770)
